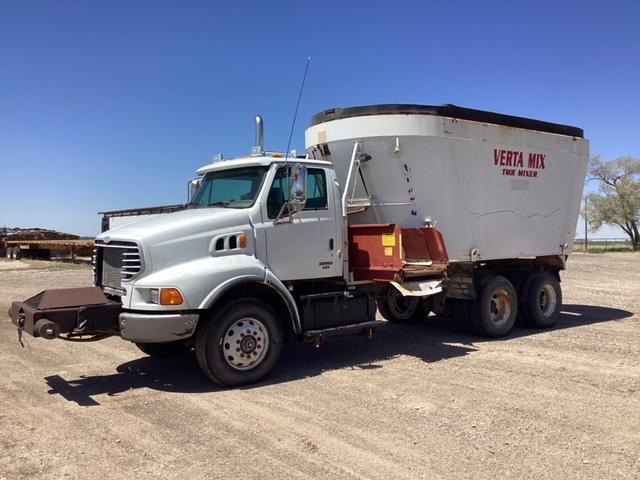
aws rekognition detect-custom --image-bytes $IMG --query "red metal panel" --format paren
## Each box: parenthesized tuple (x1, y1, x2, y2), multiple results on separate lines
(420, 228, 449, 263)
(348, 224, 402, 282)
(348, 224, 449, 282)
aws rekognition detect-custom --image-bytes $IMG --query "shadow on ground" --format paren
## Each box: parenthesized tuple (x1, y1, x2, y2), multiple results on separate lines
(45, 303, 633, 406)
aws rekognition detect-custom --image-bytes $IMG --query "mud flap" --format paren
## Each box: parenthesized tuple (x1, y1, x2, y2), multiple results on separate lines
(389, 278, 444, 297)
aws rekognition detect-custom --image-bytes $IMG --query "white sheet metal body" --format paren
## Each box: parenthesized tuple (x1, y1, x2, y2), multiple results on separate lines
(305, 113, 589, 263)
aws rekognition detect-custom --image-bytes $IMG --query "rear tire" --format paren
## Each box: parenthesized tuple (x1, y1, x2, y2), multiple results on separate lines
(520, 272, 562, 328)
(470, 275, 517, 338)
(135, 341, 190, 358)
(376, 285, 424, 323)
(195, 299, 283, 387)
(431, 293, 453, 317)
(422, 295, 435, 317)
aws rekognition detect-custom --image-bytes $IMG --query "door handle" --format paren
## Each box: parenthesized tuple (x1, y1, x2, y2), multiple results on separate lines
(329, 238, 334, 250)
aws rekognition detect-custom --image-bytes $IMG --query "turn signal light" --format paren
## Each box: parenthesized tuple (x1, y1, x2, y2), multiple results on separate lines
(238, 233, 247, 248)
(160, 288, 184, 305)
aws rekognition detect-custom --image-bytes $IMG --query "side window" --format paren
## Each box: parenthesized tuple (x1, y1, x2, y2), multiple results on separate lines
(267, 169, 287, 219)
(266, 167, 328, 219)
(305, 168, 327, 210)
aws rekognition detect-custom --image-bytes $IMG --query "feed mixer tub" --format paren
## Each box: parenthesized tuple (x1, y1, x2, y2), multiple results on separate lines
(305, 104, 589, 264)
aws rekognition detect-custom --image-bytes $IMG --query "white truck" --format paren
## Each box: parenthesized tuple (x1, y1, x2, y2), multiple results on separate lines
(10, 104, 589, 387)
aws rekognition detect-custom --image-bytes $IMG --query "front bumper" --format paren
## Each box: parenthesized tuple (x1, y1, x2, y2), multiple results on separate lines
(119, 311, 199, 343)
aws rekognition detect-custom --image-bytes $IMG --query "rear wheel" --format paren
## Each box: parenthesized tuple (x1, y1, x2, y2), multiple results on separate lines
(376, 285, 423, 323)
(422, 295, 435, 318)
(431, 293, 453, 317)
(195, 299, 283, 387)
(520, 272, 562, 328)
(470, 275, 517, 338)
(135, 341, 190, 358)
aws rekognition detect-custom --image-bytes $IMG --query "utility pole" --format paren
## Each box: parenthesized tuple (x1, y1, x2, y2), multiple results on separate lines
(584, 196, 588, 252)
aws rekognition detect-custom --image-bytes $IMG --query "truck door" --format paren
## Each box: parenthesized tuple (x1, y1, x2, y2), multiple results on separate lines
(259, 166, 340, 281)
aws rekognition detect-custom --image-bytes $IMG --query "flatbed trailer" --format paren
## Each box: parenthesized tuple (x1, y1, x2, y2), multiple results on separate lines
(4, 239, 94, 262)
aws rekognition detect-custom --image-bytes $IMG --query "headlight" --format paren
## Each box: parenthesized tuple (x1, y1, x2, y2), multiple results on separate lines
(149, 288, 160, 304)
(149, 288, 183, 306)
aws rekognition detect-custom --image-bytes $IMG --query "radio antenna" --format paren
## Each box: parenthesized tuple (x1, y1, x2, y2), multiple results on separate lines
(284, 56, 311, 166)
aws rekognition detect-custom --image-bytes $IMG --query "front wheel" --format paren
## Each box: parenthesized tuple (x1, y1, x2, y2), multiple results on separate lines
(195, 299, 283, 387)
(376, 285, 424, 323)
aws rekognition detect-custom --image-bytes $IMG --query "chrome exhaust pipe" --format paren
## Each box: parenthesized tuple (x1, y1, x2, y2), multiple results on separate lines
(251, 115, 264, 156)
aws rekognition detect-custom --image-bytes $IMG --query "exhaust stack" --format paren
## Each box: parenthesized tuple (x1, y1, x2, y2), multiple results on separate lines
(251, 115, 264, 156)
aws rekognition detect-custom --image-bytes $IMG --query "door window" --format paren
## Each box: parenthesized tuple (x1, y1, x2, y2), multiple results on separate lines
(267, 167, 327, 219)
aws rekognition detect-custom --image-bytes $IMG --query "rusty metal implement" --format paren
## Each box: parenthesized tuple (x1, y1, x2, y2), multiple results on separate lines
(9, 287, 121, 341)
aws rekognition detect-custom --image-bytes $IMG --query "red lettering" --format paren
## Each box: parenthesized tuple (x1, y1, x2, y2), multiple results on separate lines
(516, 151, 523, 167)
(538, 154, 545, 169)
(506, 151, 513, 166)
(528, 153, 537, 169)
(494, 149, 500, 165)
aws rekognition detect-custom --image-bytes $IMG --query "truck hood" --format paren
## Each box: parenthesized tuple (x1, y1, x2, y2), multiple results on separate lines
(97, 207, 255, 274)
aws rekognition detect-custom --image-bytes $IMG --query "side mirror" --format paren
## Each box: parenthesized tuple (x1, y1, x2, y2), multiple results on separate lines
(188, 178, 202, 203)
(274, 164, 307, 223)
(288, 164, 307, 213)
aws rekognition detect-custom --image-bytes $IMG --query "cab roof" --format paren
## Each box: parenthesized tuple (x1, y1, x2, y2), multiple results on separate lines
(196, 156, 332, 175)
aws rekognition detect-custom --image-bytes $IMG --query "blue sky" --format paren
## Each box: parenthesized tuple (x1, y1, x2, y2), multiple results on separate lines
(1, 0, 638, 237)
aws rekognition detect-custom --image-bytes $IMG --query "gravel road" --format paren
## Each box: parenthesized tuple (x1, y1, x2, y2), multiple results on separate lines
(1, 254, 638, 479)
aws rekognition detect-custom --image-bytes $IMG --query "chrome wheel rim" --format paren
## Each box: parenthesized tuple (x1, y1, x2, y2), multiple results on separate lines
(387, 288, 419, 319)
(539, 284, 557, 317)
(488, 288, 512, 326)
(222, 317, 269, 371)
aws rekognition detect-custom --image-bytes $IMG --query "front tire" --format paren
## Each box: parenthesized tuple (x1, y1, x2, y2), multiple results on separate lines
(195, 299, 283, 387)
(520, 272, 562, 328)
(376, 285, 424, 323)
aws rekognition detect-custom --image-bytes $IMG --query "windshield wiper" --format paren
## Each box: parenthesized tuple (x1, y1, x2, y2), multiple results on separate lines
(210, 201, 229, 207)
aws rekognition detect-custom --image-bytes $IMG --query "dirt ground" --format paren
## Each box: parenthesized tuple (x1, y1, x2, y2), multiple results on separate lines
(0, 254, 638, 480)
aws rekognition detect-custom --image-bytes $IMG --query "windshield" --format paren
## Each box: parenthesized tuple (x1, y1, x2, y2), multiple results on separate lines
(190, 166, 269, 209)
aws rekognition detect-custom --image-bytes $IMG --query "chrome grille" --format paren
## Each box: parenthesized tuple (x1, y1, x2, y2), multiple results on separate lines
(121, 250, 142, 280)
(96, 241, 142, 289)
(102, 248, 123, 288)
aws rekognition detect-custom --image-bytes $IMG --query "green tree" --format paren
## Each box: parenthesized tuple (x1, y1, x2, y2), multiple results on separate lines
(587, 156, 640, 251)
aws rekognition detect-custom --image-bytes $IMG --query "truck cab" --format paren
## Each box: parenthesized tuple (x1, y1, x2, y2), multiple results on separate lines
(91, 128, 392, 386)
(95, 155, 344, 314)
